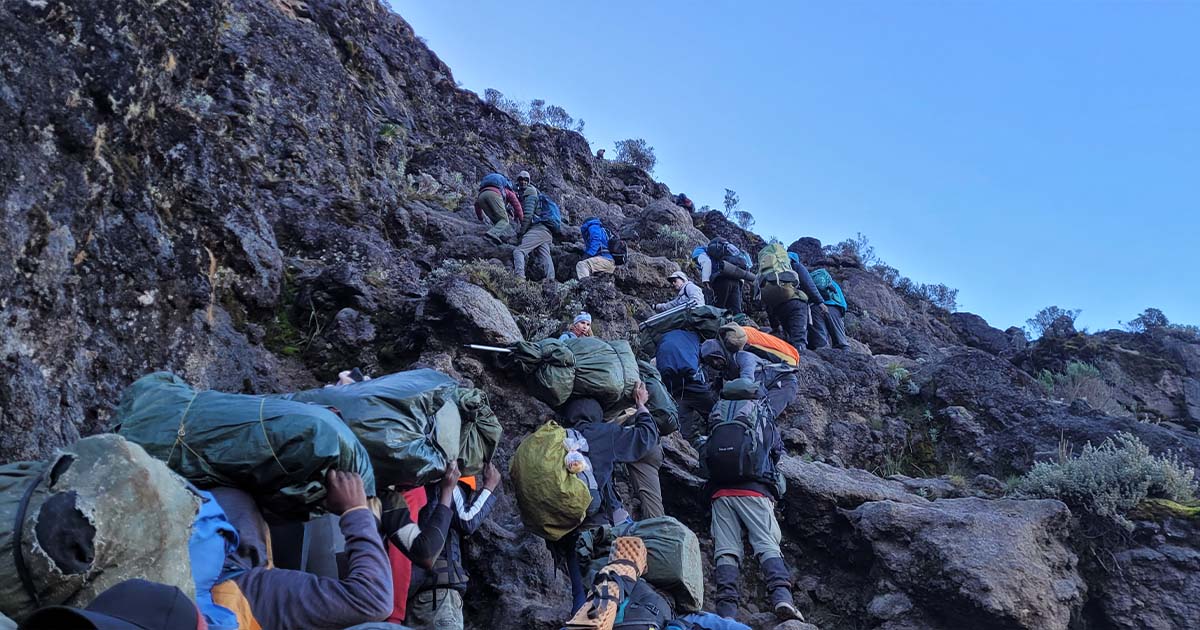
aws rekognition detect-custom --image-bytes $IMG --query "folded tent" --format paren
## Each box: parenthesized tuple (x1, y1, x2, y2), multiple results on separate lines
(284, 369, 503, 488)
(114, 372, 375, 521)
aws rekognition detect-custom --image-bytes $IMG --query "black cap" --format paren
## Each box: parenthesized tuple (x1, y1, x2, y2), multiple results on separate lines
(20, 579, 199, 630)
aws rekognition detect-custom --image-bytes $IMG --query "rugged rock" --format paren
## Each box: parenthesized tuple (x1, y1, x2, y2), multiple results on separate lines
(848, 498, 1085, 630)
(431, 279, 524, 346)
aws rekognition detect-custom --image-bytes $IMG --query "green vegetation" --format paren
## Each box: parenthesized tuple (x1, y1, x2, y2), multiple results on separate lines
(1037, 360, 1122, 414)
(1010, 432, 1196, 529)
(643, 224, 693, 262)
(614, 138, 657, 173)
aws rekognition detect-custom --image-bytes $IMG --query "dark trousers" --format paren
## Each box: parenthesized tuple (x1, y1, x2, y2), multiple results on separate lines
(764, 373, 799, 419)
(676, 385, 717, 447)
(711, 277, 743, 314)
(808, 305, 849, 349)
(769, 299, 809, 354)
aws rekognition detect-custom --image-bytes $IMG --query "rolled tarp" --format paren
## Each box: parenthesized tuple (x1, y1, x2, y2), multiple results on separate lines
(114, 372, 375, 520)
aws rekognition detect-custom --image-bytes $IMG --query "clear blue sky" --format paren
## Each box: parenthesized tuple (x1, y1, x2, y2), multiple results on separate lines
(392, 1, 1198, 333)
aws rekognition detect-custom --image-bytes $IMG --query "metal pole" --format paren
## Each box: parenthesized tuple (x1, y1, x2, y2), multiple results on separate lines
(462, 344, 514, 354)
(638, 299, 698, 330)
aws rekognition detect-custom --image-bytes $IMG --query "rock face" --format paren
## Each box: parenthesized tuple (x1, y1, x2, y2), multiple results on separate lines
(4, 1, 1200, 629)
(849, 498, 1084, 630)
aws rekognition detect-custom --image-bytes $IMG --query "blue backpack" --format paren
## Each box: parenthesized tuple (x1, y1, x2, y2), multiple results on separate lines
(480, 172, 511, 191)
(668, 612, 751, 630)
(534, 193, 563, 232)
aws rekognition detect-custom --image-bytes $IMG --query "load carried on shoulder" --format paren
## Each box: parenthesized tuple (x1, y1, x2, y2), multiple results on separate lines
(502, 337, 642, 412)
(563, 536, 672, 630)
(638, 304, 727, 357)
(284, 369, 503, 488)
(511, 420, 599, 541)
(113, 372, 376, 520)
(577, 516, 704, 613)
(0, 434, 199, 622)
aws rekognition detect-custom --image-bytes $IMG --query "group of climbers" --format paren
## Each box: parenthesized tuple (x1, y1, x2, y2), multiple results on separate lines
(689, 238, 853, 354)
(9, 185, 856, 630)
(476, 171, 629, 282)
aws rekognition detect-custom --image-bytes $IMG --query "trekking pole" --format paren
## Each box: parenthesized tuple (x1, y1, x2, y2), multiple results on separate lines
(638, 299, 698, 330)
(462, 344, 513, 354)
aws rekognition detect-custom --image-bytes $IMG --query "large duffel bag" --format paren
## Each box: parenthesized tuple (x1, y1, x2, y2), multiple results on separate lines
(286, 370, 502, 486)
(0, 435, 199, 622)
(578, 516, 704, 613)
(114, 372, 375, 520)
(511, 421, 596, 541)
(504, 337, 640, 412)
(638, 304, 727, 357)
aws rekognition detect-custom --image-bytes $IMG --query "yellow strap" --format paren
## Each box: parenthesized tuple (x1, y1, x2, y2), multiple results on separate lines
(211, 580, 263, 630)
(257, 397, 296, 477)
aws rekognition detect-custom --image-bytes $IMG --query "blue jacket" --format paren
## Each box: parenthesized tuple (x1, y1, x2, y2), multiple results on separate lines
(580, 218, 612, 260)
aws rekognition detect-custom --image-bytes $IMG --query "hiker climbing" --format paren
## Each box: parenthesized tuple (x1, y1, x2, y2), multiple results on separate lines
(210, 469, 396, 630)
(474, 172, 524, 244)
(808, 265, 852, 350)
(704, 237, 756, 314)
(576, 217, 616, 279)
(699, 378, 804, 623)
(655, 270, 706, 312)
(406, 463, 500, 630)
(675, 193, 695, 213)
(757, 243, 826, 355)
(559, 311, 594, 340)
(513, 170, 560, 280)
(657, 327, 714, 446)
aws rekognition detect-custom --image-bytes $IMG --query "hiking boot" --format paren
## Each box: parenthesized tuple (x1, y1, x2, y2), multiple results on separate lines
(762, 556, 803, 621)
(713, 563, 740, 619)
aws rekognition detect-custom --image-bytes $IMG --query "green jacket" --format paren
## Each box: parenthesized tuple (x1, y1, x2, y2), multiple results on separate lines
(518, 183, 540, 233)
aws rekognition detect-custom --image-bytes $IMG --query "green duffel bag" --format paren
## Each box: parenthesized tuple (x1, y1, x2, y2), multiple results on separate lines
(511, 421, 594, 541)
(0, 435, 199, 622)
(114, 372, 375, 520)
(286, 370, 459, 488)
(289, 371, 504, 484)
(504, 337, 639, 411)
(638, 360, 679, 435)
(503, 338, 577, 407)
(637, 304, 727, 357)
(577, 516, 705, 612)
(453, 387, 504, 476)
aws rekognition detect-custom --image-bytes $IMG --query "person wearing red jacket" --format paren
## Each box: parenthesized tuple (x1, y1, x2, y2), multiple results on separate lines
(474, 173, 524, 244)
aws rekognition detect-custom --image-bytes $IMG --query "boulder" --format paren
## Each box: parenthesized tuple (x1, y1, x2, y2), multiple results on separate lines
(949, 312, 1012, 356)
(848, 497, 1085, 630)
(787, 237, 826, 268)
(432, 279, 523, 345)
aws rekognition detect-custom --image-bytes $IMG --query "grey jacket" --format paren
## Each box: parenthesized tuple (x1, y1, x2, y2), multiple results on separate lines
(656, 281, 706, 311)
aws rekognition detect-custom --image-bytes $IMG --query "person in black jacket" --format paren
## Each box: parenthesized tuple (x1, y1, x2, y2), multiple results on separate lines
(557, 383, 659, 612)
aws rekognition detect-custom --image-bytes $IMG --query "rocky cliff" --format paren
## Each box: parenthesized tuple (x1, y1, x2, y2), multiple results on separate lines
(3, 1, 1198, 629)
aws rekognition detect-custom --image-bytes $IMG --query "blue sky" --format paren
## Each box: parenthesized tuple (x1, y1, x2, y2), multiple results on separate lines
(392, 1, 1198, 333)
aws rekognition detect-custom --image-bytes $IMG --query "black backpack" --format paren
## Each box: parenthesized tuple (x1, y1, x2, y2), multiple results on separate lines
(700, 397, 777, 487)
(705, 238, 749, 270)
(605, 226, 628, 265)
(612, 576, 673, 630)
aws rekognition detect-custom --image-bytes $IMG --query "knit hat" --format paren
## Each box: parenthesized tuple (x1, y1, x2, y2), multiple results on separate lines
(517, 170, 531, 180)
(572, 312, 592, 326)
(667, 271, 689, 283)
(719, 323, 748, 352)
